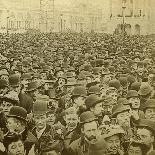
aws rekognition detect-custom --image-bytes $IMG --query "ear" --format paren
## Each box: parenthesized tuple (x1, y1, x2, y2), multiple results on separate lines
(63, 115, 66, 122)
(90, 107, 94, 112)
(151, 135, 154, 143)
(81, 127, 84, 134)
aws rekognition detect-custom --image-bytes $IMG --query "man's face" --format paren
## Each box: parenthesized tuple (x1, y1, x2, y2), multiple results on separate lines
(21, 80, 29, 89)
(6, 117, 18, 133)
(137, 128, 154, 147)
(48, 100, 58, 111)
(103, 74, 111, 84)
(145, 108, 155, 121)
(73, 96, 85, 107)
(65, 113, 79, 131)
(41, 73, 47, 80)
(66, 86, 74, 94)
(8, 140, 25, 155)
(0, 101, 13, 115)
(1, 75, 9, 82)
(86, 77, 92, 84)
(12, 86, 21, 95)
(105, 135, 121, 155)
(92, 102, 103, 117)
(128, 145, 143, 155)
(106, 90, 118, 103)
(128, 97, 140, 109)
(103, 104, 113, 115)
(58, 78, 66, 86)
(116, 111, 130, 127)
(46, 113, 56, 125)
(30, 89, 39, 99)
(34, 114, 47, 131)
(56, 71, 64, 78)
(82, 121, 98, 142)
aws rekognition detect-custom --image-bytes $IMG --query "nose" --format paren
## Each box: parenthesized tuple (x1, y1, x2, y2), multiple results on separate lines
(112, 141, 118, 147)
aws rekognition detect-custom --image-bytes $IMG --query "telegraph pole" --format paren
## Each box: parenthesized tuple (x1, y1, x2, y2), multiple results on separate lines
(122, 0, 126, 36)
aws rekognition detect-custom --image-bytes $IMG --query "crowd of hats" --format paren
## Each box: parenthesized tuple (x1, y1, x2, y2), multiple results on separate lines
(0, 32, 154, 155)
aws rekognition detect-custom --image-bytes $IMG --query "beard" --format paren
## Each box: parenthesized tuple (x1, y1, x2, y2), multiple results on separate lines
(85, 135, 97, 142)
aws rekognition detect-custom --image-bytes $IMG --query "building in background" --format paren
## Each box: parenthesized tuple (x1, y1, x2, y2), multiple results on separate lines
(0, 0, 154, 34)
(105, 0, 155, 35)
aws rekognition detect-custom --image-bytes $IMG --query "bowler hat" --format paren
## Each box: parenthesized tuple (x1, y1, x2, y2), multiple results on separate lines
(112, 104, 130, 118)
(33, 100, 48, 115)
(7, 106, 27, 122)
(2, 93, 19, 105)
(131, 82, 141, 92)
(103, 125, 125, 139)
(71, 86, 87, 98)
(85, 94, 104, 109)
(126, 90, 139, 99)
(143, 99, 155, 110)
(109, 79, 121, 90)
(138, 83, 152, 96)
(88, 86, 101, 95)
(80, 111, 97, 124)
(136, 119, 155, 134)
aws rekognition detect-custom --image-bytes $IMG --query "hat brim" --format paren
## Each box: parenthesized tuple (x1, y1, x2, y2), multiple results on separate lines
(138, 89, 152, 96)
(112, 108, 130, 118)
(80, 117, 97, 124)
(7, 115, 27, 122)
(136, 124, 155, 134)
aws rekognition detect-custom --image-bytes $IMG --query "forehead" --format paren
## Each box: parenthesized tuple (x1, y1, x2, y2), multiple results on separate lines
(66, 113, 78, 118)
(83, 121, 97, 129)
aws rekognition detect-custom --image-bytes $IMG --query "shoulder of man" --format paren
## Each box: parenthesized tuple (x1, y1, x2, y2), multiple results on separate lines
(25, 130, 38, 144)
(69, 137, 82, 151)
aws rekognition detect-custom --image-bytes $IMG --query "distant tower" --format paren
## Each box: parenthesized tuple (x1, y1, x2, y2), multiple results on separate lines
(39, 0, 54, 32)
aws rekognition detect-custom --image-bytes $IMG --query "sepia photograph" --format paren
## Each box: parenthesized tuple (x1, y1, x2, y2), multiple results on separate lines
(0, 0, 154, 155)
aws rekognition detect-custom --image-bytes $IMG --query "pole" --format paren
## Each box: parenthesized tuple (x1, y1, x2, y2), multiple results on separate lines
(60, 14, 63, 32)
(6, 16, 9, 35)
(122, 1, 126, 36)
(46, 10, 48, 33)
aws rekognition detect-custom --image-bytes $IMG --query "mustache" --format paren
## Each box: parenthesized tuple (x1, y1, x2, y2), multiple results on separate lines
(88, 135, 97, 141)
(68, 122, 77, 127)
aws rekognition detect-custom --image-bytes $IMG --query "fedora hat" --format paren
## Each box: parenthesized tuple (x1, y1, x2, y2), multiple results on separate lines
(126, 90, 139, 99)
(7, 106, 27, 122)
(136, 119, 155, 134)
(80, 111, 97, 124)
(112, 104, 130, 118)
(103, 125, 125, 139)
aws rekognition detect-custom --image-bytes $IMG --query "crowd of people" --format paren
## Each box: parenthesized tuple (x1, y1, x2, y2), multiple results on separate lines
(0, 32, 154, 155)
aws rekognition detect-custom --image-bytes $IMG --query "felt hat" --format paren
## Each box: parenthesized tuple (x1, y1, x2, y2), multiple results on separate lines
(7, 106, 27, 122)
(80, 111, 97, 124)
